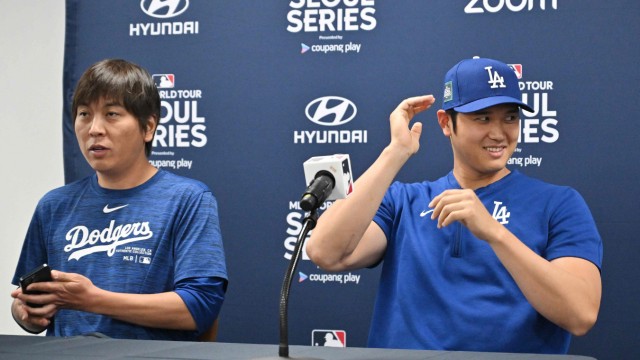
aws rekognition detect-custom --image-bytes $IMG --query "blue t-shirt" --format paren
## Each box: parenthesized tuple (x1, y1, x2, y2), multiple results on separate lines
(370, 170, 602, 353)
(12, 170, 227, 340)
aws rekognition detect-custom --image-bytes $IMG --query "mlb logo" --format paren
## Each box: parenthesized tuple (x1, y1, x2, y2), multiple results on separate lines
(153, 74, 175, 89)
(312, 329, 346, 347)
(508, 64, 523, 79)
(341, 158, 353, 196)
(138, 256, 151, 264)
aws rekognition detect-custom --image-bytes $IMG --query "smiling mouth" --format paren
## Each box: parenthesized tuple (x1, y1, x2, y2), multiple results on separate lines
(485, 146, 506, 152)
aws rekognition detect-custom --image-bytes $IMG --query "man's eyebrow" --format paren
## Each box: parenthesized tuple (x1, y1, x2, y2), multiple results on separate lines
(104, 101, 124, 107)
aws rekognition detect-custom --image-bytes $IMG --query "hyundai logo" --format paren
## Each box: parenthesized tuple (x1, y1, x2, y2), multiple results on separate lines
(305, 96, 357, 126)
(141, 0, 189, 19)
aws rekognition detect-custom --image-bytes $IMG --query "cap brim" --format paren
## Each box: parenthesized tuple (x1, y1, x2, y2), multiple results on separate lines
(453, 96, 534, 113)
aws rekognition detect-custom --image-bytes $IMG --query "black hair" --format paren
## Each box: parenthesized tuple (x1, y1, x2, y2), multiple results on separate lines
(445, 109, 458, 133)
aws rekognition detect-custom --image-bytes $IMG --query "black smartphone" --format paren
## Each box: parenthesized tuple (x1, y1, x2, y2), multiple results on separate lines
(19, 264, 52, 307)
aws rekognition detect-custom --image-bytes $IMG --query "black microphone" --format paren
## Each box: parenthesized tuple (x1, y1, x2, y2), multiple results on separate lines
(300, 171, 335, 212)
(299, 154, 353, 212)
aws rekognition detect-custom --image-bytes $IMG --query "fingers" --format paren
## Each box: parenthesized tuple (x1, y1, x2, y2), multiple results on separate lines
(11, 287, 22, 298)
(16, 300, 53, 327)
(432, 201, 467, 228)
(17, 271, 66, 305)
(410, 122, 423, 136)
(25, 311, 51, 328)
(23, 279, 57, 294)
(15, 302, 31, 322)
(407, 95, 436, 114)
(51, 270, 63, 280)
(19, 292, 52, 309)
(397, 95, 435, 118)
(403, 94, 436, 109)
(31, 316, 51, 328)
(392, 95, 435, 121)
(428, 190, 473, 228)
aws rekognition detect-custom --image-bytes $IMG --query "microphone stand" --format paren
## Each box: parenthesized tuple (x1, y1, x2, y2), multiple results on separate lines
(256, 209, 322, 359)
(279, 209, 318, 358)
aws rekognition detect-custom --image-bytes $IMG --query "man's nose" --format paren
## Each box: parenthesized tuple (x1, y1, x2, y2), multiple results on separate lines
(88, 116, 105, 136)
(488, 121, 506, 140)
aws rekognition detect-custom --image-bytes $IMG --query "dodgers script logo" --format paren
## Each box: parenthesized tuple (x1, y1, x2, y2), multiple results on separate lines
(64, 220, 154, 261)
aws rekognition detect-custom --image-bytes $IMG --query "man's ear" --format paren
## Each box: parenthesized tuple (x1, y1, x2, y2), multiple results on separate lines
(437, 110, 452, 137)
(144, 116, 158, 142)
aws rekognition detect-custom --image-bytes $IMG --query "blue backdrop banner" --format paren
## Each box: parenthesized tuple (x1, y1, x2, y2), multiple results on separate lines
(63, 1, 639, 358)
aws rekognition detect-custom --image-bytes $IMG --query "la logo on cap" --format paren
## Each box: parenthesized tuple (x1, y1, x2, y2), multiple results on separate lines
(485, 66, 506, 89)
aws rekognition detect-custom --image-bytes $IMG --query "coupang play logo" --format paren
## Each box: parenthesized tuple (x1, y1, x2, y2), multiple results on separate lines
(287, 0, 377, 55)
(130, 0, 199, 37)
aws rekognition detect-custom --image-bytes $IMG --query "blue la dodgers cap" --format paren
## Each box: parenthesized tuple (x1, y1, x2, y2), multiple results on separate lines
(442, 57, 533, 113)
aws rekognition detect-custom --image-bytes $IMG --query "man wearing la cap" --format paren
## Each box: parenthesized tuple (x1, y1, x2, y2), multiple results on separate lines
(306, 57, 602, 353)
